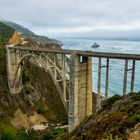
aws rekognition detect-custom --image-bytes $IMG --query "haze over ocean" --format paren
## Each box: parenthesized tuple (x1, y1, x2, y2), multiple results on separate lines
(59, 38, 140, 96)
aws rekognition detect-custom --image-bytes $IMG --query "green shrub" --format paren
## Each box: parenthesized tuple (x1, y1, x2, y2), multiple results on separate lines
(132, 92, 140, 101)
(128, 113, 140, 125)
(22, 71, 30, 84)
(37, 106, 47, 114)
(55, 114, 68, 125)
(36, 102, 48, 115)
(44, 128, 66, 140)
(0, 121, 28, 140)
(105, 133, 122, 140)
(0, 22, 15, 44)
(103, 94, 122, 108)
(107, 95, 121, 105)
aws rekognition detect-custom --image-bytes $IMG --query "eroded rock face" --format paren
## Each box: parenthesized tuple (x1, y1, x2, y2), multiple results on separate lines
(8, 31, 22, 45)
(11, 109, 47, 129)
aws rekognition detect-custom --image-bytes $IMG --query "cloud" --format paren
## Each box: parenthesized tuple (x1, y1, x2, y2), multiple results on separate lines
(0, 0, 140, 38)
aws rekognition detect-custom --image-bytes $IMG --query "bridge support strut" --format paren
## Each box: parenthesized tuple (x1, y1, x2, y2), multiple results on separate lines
(69, 53, 93, 132)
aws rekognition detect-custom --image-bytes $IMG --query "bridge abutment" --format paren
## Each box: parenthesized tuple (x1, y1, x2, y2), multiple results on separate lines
(69, 53, 92, 132)
(6, 48, 22, 93)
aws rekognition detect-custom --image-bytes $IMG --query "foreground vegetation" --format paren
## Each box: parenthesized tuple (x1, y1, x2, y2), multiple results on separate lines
(69, 93, 140, 140)
(0, 120, 66, 140)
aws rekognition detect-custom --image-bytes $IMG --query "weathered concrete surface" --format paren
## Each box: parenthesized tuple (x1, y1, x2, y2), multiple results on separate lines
(6, 47, 69, 111)
(6, 48, 23, 93)
(69, 54, 92, 132)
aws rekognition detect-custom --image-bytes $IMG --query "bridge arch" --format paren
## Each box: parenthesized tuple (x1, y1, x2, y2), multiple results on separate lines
(6, 46, 93, 132)
(7, 51, 69, 112)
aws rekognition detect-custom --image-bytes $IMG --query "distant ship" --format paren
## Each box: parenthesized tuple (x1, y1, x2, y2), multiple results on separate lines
(91, 42, 100, 48)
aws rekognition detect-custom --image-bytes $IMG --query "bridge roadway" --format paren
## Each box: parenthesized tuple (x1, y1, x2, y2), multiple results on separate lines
(9, 46, 140, 60)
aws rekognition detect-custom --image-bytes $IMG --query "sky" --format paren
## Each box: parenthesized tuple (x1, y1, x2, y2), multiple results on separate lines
(1, 0, 140, 39)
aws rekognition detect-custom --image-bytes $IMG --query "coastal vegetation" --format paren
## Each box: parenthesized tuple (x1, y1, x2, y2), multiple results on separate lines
(0, 120, 66, 140)
(0, 22, 15, 47)
(69, 93, 140, 140)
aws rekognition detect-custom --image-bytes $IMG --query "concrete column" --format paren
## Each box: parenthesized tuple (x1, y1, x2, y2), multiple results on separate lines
(6, 47, 22, 94)
(69, 53, 92, 132)
(86, 57, 93, 116)
(69, 52, 79, 132)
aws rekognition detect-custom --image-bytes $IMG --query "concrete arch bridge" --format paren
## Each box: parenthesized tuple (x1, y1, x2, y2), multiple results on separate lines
(6, 45, 140, 132)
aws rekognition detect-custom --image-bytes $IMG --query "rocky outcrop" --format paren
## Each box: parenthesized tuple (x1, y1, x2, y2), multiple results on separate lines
(8, 31, 22, 45)
(11, 109, 47, 129)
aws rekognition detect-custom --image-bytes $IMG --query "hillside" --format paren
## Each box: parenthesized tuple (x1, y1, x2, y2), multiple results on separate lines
(0, 21, 62, 47)
(0, 21, 67, 139)
(68, 93, 140, 140)
(0, 22, 15, 47)
(3, 21, 63, 46)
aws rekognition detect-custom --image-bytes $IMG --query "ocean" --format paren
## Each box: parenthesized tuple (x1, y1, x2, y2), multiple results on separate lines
(59, 38, 140, 96)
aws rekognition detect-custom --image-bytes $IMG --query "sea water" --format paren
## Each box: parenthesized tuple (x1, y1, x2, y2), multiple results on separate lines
(59, 38, 140, 96)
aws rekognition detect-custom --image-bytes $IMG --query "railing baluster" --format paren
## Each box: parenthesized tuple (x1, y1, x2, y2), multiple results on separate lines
(97, 58, 101, 109)
(123, 59, 128, 95)
(105, 58, 109, 99)
(130, 60, 135, 92)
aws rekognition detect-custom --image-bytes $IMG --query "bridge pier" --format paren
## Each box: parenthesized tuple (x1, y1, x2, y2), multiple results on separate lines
(6, 48, 23, 93)
(69, 53, 92, 132)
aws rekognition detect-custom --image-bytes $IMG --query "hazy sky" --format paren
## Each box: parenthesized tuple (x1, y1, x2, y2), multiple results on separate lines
(1, 0, 140, 38)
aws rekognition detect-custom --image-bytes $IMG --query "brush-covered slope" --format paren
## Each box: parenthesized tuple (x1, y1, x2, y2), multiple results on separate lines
(68, 93, 140, 140)
(0, 22, 15, 47)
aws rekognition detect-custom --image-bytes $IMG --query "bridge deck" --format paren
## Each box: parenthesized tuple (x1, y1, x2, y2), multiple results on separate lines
(8, 46, 140, 60)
